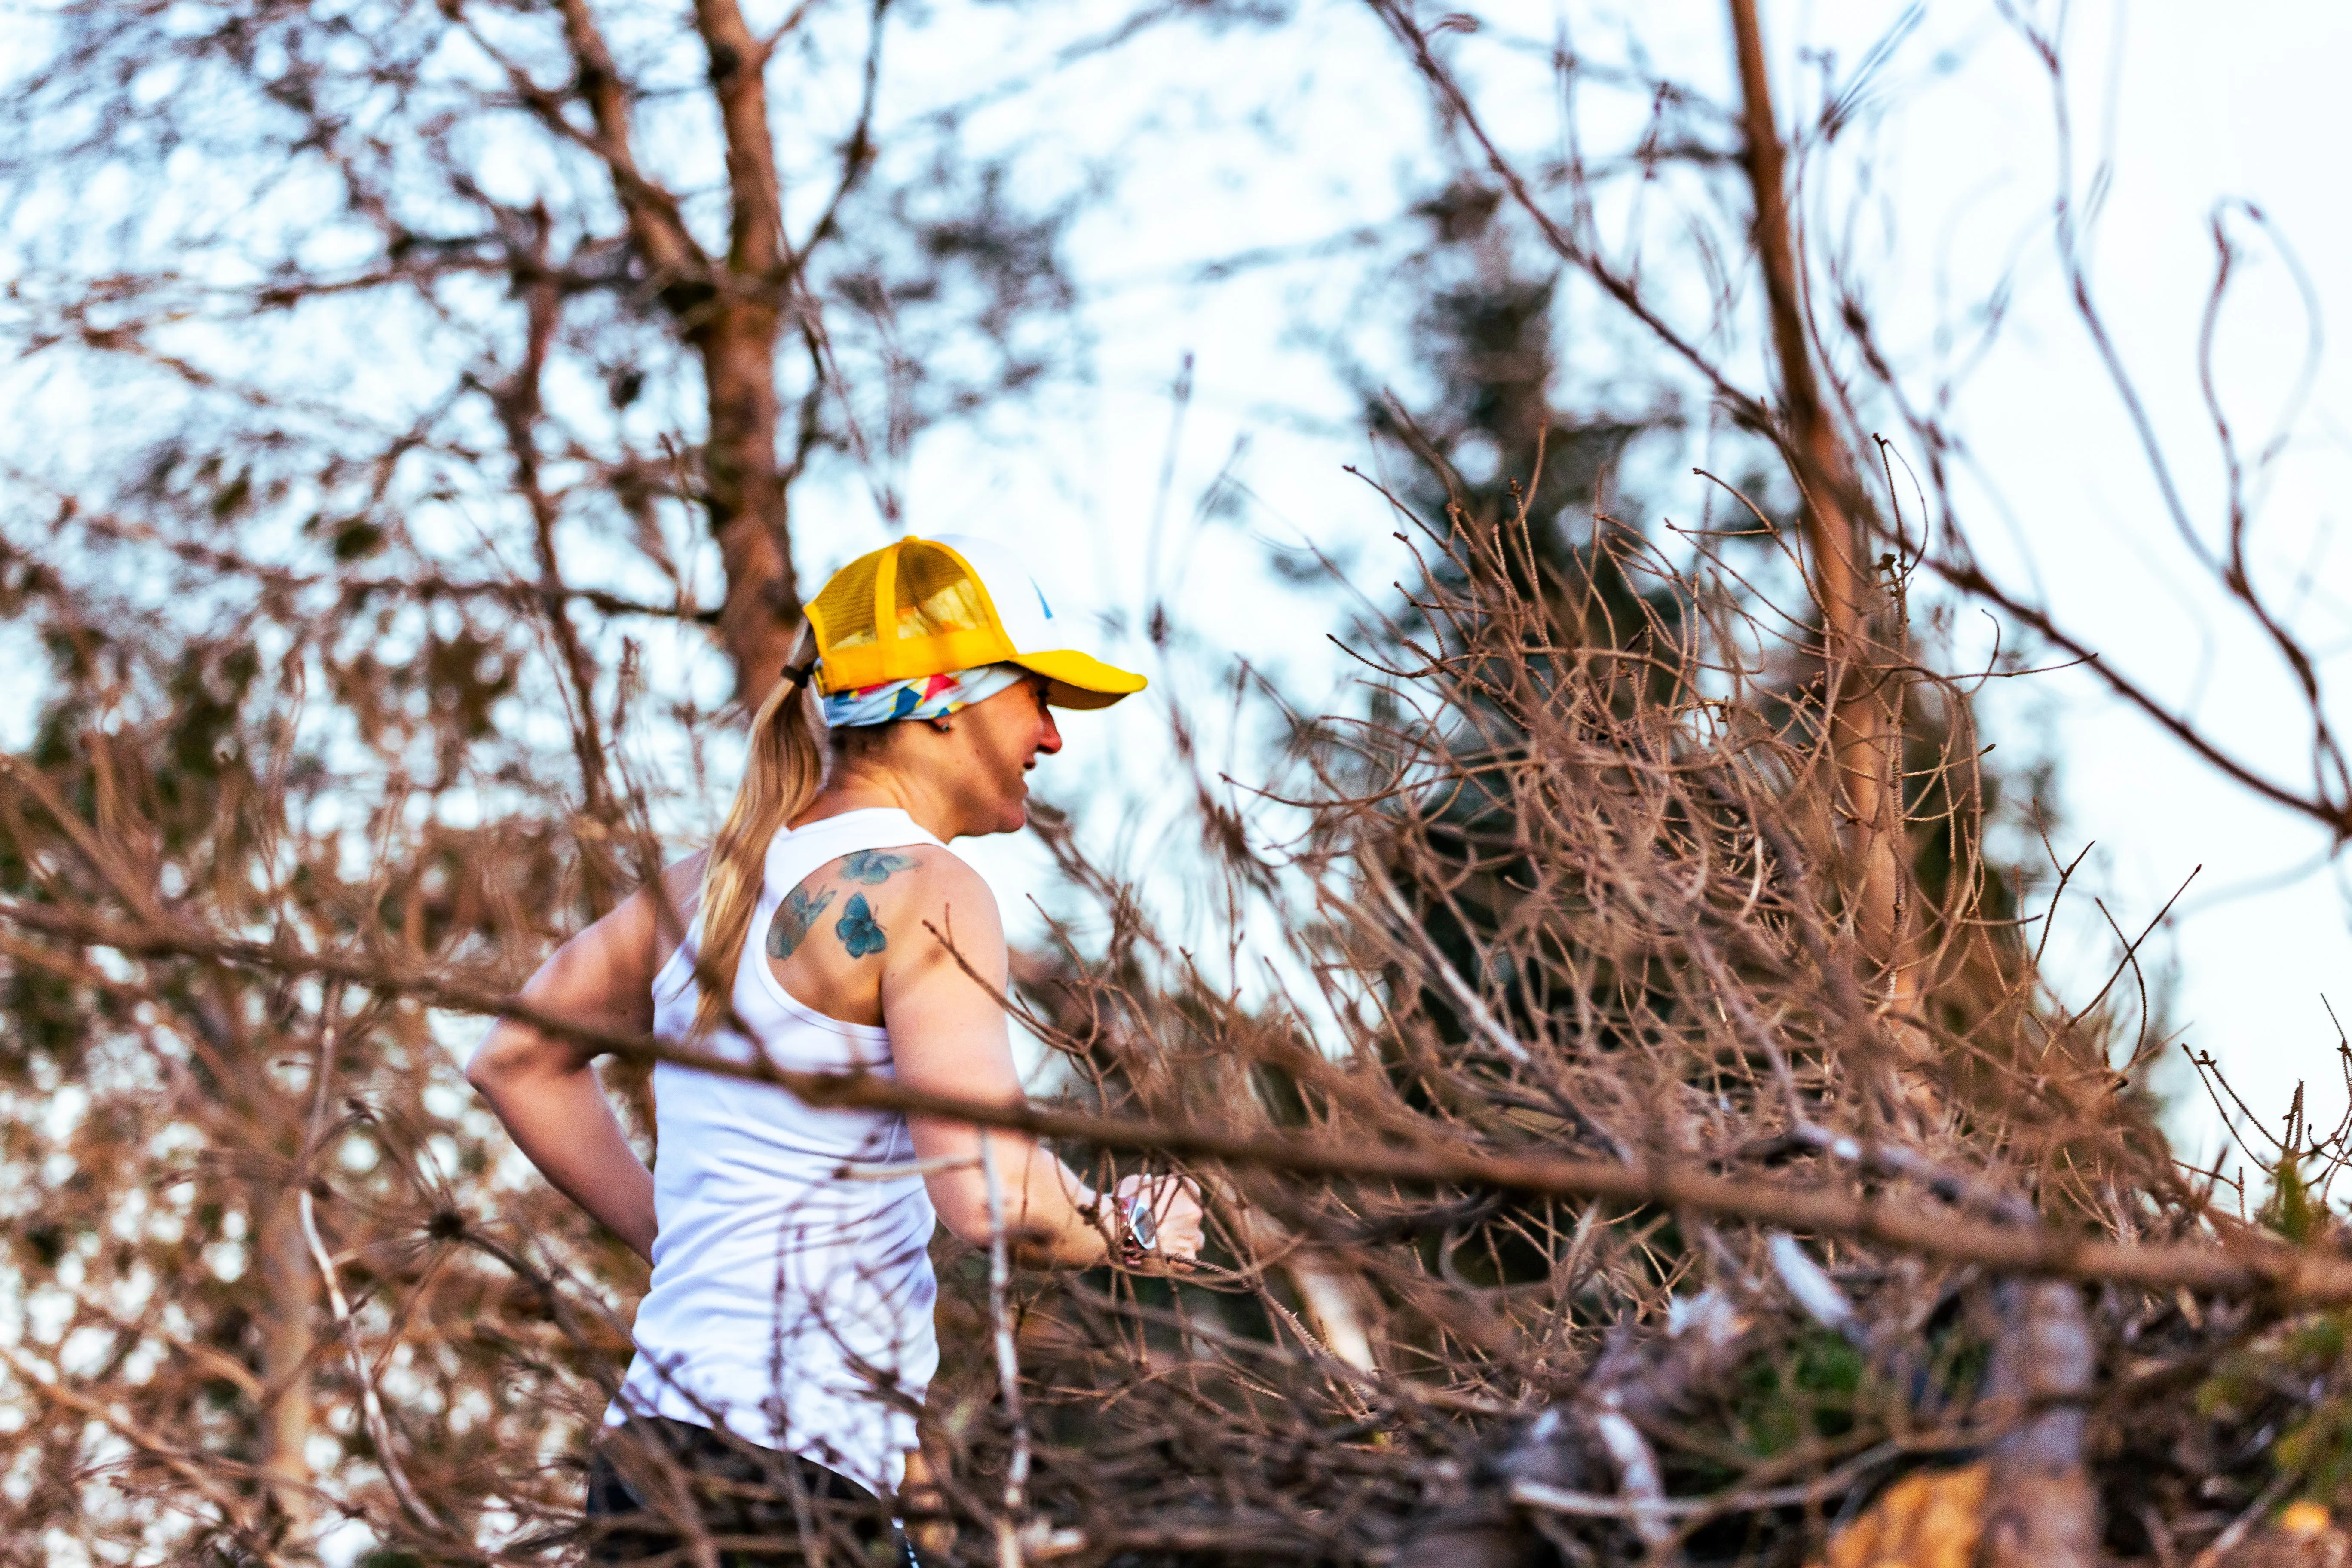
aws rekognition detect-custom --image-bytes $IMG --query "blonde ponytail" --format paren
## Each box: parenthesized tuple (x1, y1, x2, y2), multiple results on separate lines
(690, 636, 827, 1040)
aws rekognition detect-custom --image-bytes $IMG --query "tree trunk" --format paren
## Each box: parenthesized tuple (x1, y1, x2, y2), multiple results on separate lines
(1286, 1261, 1378, 1373)
(1978, 1280, 2100, 1568)
(697, 303, 799, 693)
(1726, 0, 1917, 1021)
(254, 1182, 315, 1537)
(553, 0, 803, 698)
(692, 0, 801, 696)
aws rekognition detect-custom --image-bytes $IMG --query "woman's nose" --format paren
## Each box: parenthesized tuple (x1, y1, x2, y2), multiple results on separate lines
(1036, 712, 1064, 754)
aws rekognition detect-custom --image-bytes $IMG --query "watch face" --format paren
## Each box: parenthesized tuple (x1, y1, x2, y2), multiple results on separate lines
(1126, 1196, 1158, 1251)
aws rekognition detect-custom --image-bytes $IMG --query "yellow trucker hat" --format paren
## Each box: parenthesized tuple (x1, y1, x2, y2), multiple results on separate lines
(805, 534, 1147, 710)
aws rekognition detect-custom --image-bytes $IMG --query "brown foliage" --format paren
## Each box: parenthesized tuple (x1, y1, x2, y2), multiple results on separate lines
(8, 3, 2352, 1566)
(0, 462, 2329, 1565)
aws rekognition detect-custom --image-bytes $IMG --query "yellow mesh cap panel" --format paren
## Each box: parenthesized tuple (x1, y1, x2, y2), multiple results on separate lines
(808, 551, 884, 653)
(808, 539, 1016, 693)
(894, 545, 990, 638)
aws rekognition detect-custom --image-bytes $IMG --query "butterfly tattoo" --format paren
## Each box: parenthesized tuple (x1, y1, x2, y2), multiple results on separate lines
(839, 849, 917, 885)
(766, 885, 836, 960)
(835, 893, 887, 958)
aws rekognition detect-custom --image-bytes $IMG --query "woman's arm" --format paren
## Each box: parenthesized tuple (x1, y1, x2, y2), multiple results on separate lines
(466, 858, 702, 1262)
(881, 857, 1202, 1268)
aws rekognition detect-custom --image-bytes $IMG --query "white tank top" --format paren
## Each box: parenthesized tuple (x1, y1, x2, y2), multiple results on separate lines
(607, 808, 947, 1495)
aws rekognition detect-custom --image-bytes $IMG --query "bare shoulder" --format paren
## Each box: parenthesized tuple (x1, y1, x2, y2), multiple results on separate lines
(882, 847, 1004, 956)
(635, 848, 709, 974)
(655, 850, 709, 925)
(865, 848, 1008, 992)
(851, 845, 1004, 951)
(764, 842, 1001, 973)
(857, 844, 992, 899)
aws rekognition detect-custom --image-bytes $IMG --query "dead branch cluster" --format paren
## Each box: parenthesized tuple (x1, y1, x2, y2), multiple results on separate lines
(9, 1, 2352, 1566)
(913, 490, 2276, 1568)
(4, 464, 2349, 1568)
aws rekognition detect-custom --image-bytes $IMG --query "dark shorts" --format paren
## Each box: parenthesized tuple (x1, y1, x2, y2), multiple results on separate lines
(584, 1416, 915, 1567)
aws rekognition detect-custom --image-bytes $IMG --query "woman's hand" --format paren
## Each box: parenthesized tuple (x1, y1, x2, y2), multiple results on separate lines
(1112, 1173, 1205, 1266)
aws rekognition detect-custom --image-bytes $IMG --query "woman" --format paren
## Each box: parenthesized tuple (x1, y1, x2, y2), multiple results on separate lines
(467, 534, 1205, 1564)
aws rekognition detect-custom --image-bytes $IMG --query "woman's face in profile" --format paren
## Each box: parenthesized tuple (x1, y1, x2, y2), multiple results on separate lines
(947, 675, 1063, 835)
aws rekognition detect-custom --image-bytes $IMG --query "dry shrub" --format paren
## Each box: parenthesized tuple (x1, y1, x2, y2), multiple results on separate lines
(0, 483, 2343, 1568)
(904, 484, 2195, 1566)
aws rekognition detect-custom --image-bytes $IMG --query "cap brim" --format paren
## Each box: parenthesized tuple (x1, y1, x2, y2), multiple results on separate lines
(1009, 649, 1147, 710)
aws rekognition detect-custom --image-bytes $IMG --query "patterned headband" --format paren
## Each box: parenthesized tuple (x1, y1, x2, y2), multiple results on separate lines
(818, 663, 1028, 728)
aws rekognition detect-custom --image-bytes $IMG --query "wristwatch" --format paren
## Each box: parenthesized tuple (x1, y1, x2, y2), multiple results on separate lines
(1122, 1193, 1158, 1254)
